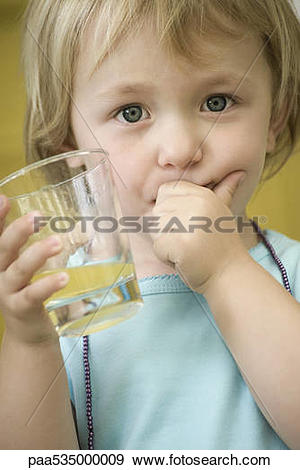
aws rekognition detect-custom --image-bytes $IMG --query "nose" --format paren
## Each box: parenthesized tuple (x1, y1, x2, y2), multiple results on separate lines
(157, 117, 203, 169)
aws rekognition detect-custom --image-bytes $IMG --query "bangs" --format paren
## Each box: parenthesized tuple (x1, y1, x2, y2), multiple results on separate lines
(87, 0, 248, 79)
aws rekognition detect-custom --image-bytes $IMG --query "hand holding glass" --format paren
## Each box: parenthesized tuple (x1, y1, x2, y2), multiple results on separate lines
(0, 149, 143, 336)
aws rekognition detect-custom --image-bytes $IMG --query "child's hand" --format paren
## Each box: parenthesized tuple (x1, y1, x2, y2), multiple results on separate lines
(150, 171, 249, 294)
(0, 196, 69, 345)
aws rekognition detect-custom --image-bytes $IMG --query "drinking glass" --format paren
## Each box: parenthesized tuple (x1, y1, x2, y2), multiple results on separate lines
(0, 149, 143, 336)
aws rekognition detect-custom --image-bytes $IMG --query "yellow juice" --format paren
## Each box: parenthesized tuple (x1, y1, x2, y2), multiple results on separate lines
(31, 262, 143, 336)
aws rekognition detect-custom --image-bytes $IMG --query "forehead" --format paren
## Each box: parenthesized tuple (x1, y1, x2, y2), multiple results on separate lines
(73, 19, 271, 94)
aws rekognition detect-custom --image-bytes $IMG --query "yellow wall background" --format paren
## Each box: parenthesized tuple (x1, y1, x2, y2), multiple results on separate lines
(0, 1, 300, 342)
(0, 1, 27, 342)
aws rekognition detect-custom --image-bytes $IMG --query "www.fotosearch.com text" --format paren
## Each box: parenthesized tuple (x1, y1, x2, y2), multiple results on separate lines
(33, 215, 267, 234)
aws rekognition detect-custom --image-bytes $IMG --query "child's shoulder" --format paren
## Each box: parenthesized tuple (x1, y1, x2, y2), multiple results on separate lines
(264, 228, 300, 257)
(250, 227, 300, 265)
(264, 228, 300, 299)
(264, 229, 300, 249)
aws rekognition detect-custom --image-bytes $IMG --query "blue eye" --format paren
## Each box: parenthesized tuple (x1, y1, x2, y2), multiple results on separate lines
(122, 106, 142, 122)
(204, 95, 234, 112)
(116, 105, 148, 123)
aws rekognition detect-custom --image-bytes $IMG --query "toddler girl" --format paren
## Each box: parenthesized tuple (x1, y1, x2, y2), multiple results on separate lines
(0, 0, 300, 450)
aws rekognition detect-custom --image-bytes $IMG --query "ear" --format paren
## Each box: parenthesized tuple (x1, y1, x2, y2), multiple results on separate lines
(266, 100, 289, 153)
(60, 144, 76, 153)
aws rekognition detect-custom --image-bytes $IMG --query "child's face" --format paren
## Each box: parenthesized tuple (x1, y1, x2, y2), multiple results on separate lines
(71, 23, 276, 218)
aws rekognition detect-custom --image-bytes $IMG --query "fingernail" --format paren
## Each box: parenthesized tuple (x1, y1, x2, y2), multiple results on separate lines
(58, 272, 69, 286)
(48, 235, 62, 248)
(27, 211, 41, 221)
(27, 211, 43, 234)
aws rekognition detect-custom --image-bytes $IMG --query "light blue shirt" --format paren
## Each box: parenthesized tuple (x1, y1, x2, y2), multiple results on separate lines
(59, 229, 300, 449)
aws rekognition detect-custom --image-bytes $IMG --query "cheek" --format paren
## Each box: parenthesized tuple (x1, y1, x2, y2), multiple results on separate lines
(71, 113, 147, 191)
(214, 118, 269, 172)
(228, 141, 266, 214)
(105, 142, 148, 195)
(208, 122, 268, 212)
(228, 138, 266, 193)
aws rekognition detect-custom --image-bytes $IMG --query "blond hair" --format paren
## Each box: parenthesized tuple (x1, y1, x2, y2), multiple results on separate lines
(22, 0, 300, 182)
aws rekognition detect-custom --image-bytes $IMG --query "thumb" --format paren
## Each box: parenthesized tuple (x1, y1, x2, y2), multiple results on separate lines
(213, 171, 246, 207)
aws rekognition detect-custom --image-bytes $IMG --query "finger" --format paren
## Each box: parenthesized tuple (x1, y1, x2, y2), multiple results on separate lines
(152, 197, 179, 214)
(0, 195, 11, 234)
(156, 180, 207, 204)
(4, 235, 63, 293)
(213, 171, 246, 206)
(11, 270, 69, 312)
(0, 211, 40, 271)
(152, 233, 176, 267)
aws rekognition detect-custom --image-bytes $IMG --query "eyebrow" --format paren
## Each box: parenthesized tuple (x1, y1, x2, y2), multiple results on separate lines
(95, 83, 156, 100)
(94, 73, 253, 99)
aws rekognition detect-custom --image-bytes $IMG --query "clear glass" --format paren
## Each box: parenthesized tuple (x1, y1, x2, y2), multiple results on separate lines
(0, 149, 143, 337)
